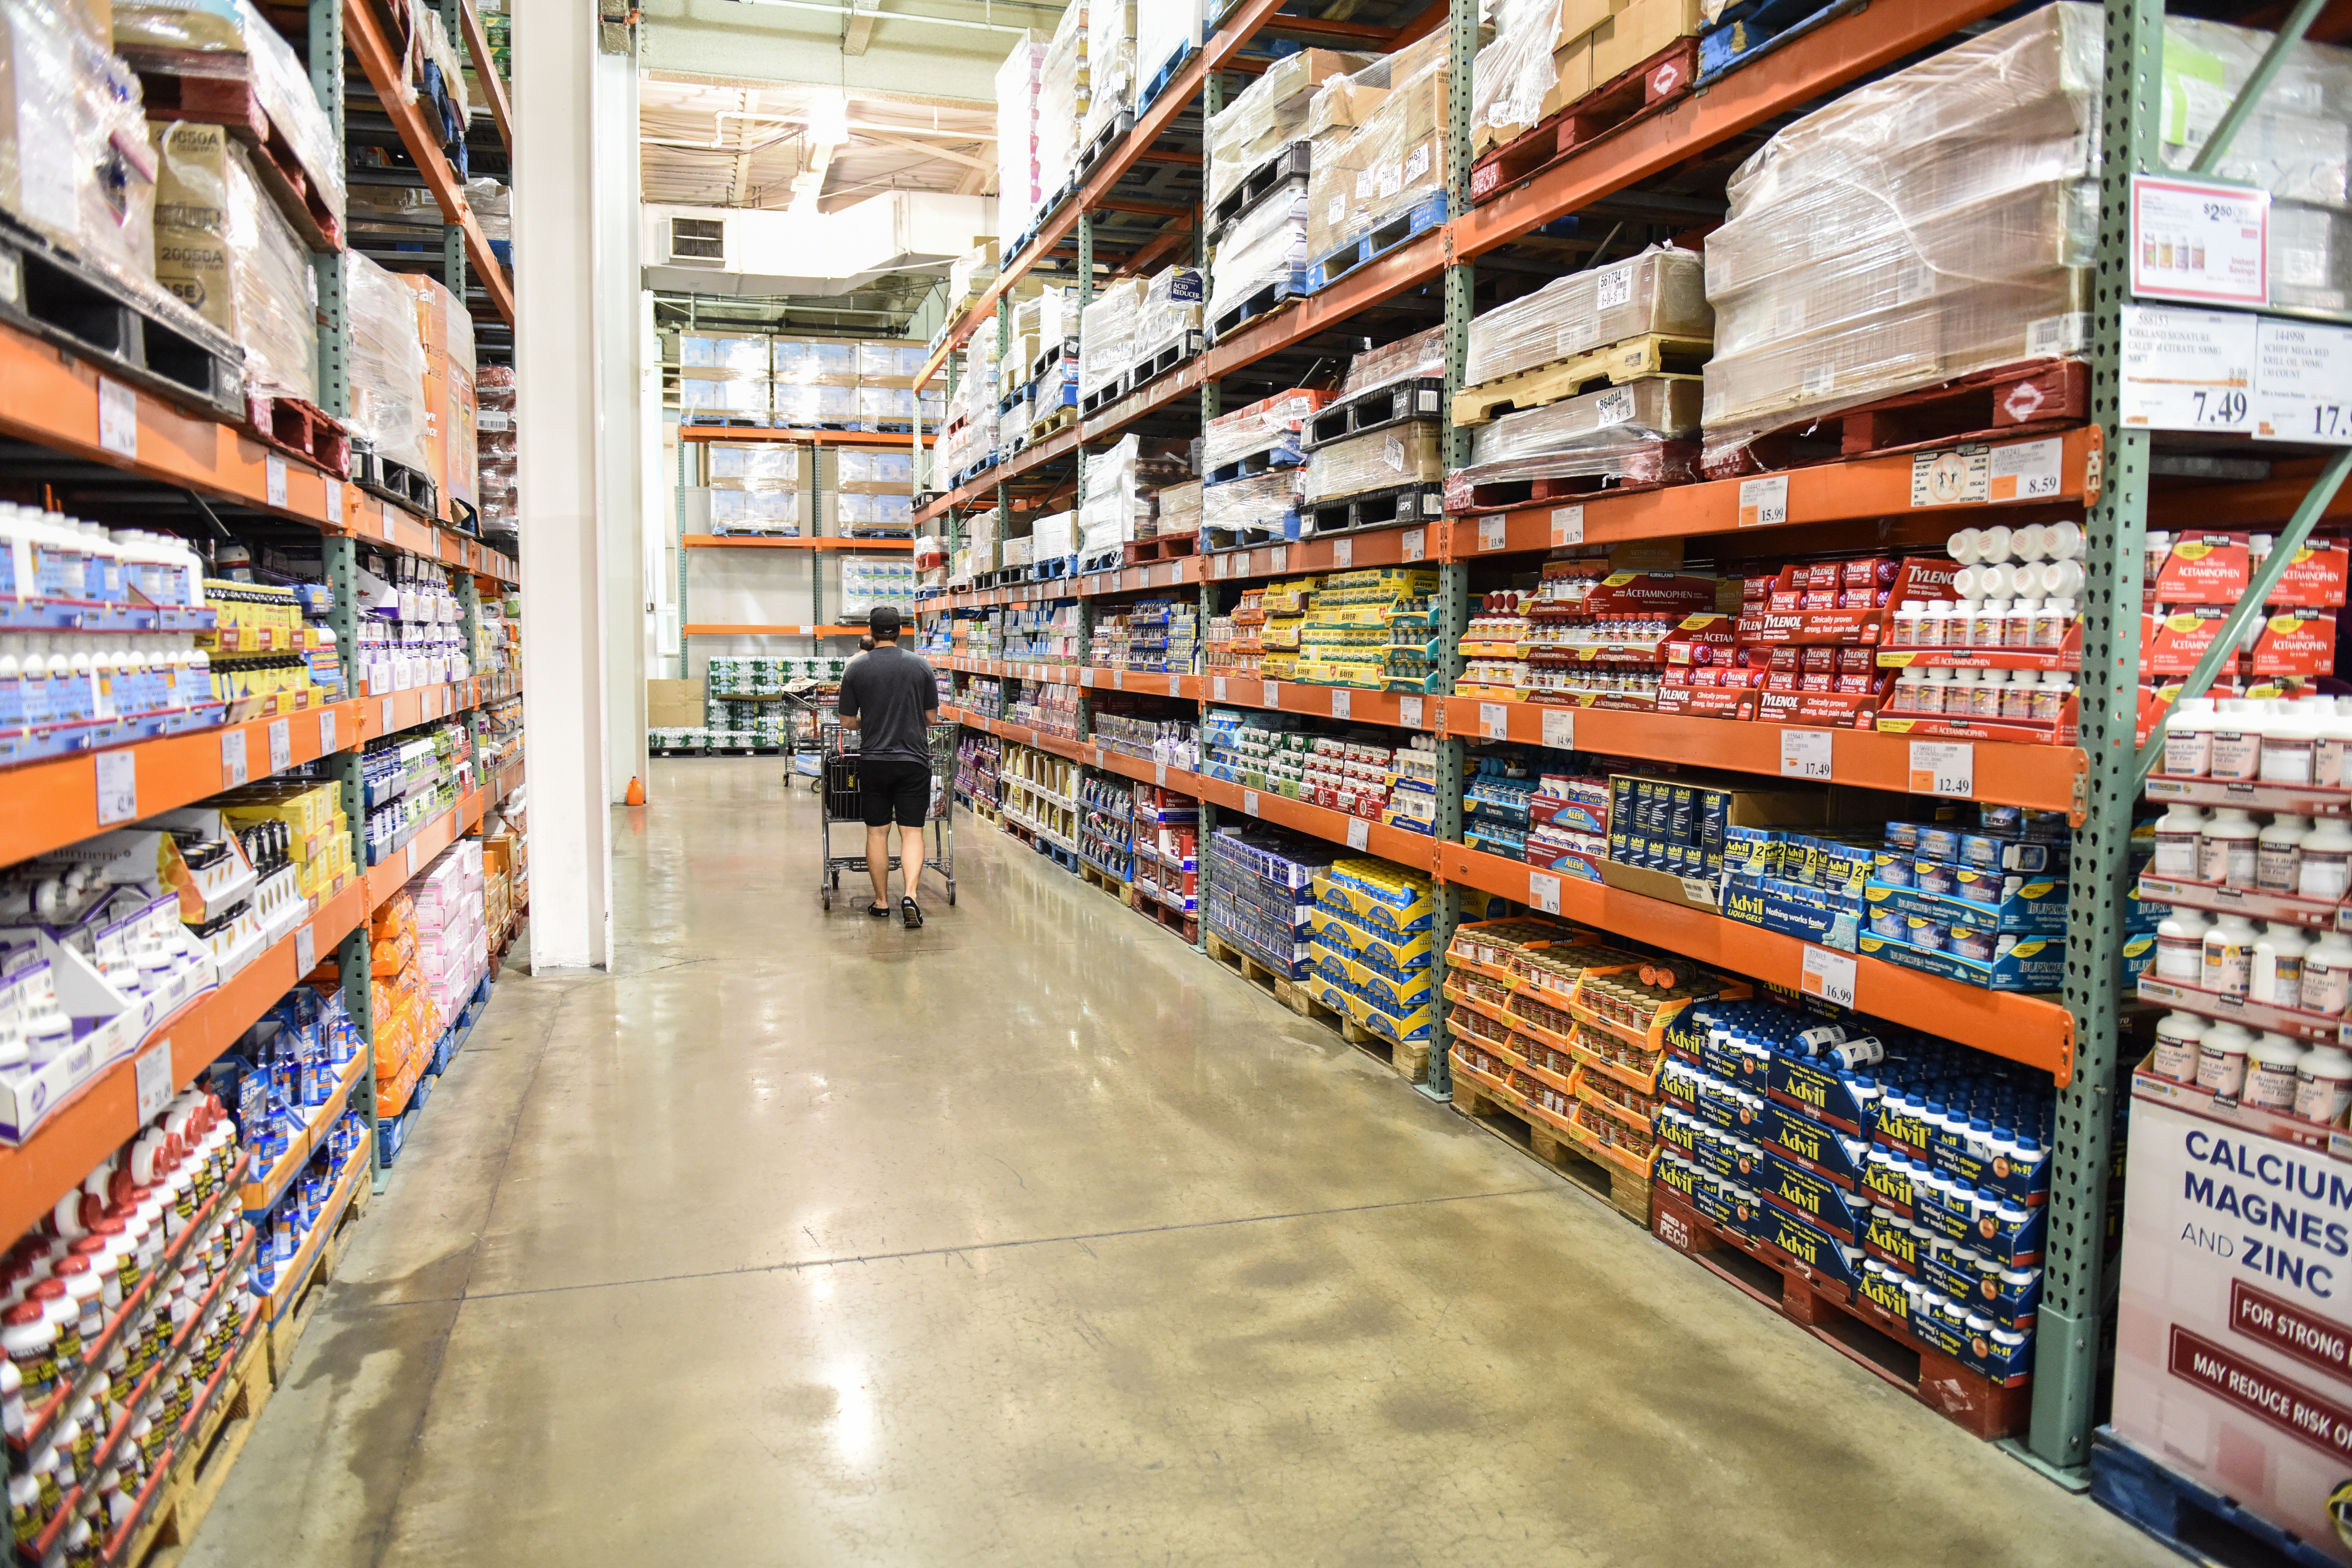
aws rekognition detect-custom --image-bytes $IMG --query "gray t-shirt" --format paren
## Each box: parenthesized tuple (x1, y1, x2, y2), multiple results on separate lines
(838, 644, 940, 765)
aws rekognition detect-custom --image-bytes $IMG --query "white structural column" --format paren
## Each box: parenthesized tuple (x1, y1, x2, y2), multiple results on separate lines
(598, 46, 649, 804)
(515, 0, 615, 969)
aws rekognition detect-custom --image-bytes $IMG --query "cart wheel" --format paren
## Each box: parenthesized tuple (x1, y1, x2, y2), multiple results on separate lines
(831, 869, 840, 889)
(947, 881, 957, 907)
(821, 888, 831, 911)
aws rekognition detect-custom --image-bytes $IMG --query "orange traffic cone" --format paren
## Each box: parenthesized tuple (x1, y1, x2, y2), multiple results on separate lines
(625, 776, 646, 806)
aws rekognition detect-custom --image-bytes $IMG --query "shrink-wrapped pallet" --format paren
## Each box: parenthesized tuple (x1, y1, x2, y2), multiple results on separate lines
(150, 121, 315, 404)
(1204, 182, 1307, 331)
(2274, 202, 2352, 314)
(2158, 17, 2351, 208)
(1152, 478, 1203, 541)
(1033, 508, 1078, 560)
(856, 385, 916, 423)
(1340, 326, 1447, 403)
(773, 338, 859, 386)
(1205, 48, 1376, 216)
(1464, 245, 1710, 386)
(707, 489, 800, 533)
(1204, 390, 1325, 473)
(1301, 422, 1440, 503)
(706, 443, 798, 484)
(1453, 379, 1701, 495)
(1079, 277, 1144, 402)
(2, 0, 159, 292)
(1134, 0, 1202, 101)
(948, 241, 999, 312)
(344, 250, 430, 472)
(1083, 0, 1137, 149)
(1133, 265, 1204, 361)
(996, 36, 1047, 240)
(772, 384, 856, 425)
(1302, 32, 1453, 265)
(1473, 0, 1566, 156)
(112, 0, 344, 230)
(839, 449, 914, 492)
(1700, 5, 2105, 466)
(1202, 470, 1299, 536)
(1037, 0, 1088, 202)
(680, 335, 772, 376)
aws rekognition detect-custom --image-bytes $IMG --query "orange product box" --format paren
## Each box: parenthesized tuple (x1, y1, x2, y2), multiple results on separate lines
(2140, 606, 2234, 674)
(2269, 539, 2350, 608)
(2146, 532, 2250, 602)
(2245, 608, 2337, 676)
(1756, 689, 1879, 727)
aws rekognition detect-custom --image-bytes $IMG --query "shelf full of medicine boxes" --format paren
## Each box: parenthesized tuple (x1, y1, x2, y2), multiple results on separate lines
(911, 0, 2352, 1482)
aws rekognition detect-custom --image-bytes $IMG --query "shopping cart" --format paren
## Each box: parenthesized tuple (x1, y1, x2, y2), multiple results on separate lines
(818, 719, 957, 911)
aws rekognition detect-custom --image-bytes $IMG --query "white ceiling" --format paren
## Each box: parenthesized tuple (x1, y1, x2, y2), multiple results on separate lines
(640, 74, 1000, 212)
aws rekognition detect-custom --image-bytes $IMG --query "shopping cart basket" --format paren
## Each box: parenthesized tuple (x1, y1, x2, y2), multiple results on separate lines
(817, 719, 956, 911)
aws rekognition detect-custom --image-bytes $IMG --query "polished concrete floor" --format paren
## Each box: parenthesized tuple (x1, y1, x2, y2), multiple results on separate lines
(189, 758, 2174, 1566)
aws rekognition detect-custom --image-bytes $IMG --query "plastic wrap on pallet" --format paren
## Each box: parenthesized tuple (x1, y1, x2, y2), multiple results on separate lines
(997, 35, 1047, 242)
(1205, 48, 1377, 215)
(2274, 201, 2352, 314)
(1204, 389, 1327, 471)
(1456, 378, 1701, 489)
(1079, 276, 1144, 401)
(1464, 244, 1711, 386)
(1202, 469, 1300, 534)
(1203, 181, 1308, 326)
(150, 121, 316, 405)
(1472, 0, 1564, 156)
(839, 492, 914, 533)
(112, 0, 345, 229)
(706, 487, 800, 530)
(681, 335, 772, 375)
(1302, 421, 1441, 502)
(467, 177, 510, 243)
(1078, 491, 1145, 555)
(1082, 0, 1137, 147)
(2156, 18, 2352, 208)
(0, 0, 159, 291)
(706, 443, 798, 482)
(772, 383, 856, 425)
(774, 338, 859, 386)
(1339, 325, 1447, 404)
(1086, 432, 1142, 502)
(857, 385, 917, 421)
(1032, 508, 1078, 560)
(1037, 0, 1088, 200)
(839, 448, 914, 491)
(1152, 479, 1203, 541)
(344, 250, 431, 473)
(1700, 6, 2105, 464)
(1133, 265, 1204, 362)
(1135, 0, 1202, 102)
(1303, 31, 1453, 264)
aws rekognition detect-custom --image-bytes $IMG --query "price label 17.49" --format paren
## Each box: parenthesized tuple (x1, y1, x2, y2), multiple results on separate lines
(1780, 728, 1834, 780)
(2254, 317, 2352, 446)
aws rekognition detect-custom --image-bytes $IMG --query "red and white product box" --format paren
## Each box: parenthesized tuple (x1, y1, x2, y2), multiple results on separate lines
(2113, 1075, 2352, 1564)
(2274, 541, 2352, 608)
(2148, 533, 2253, 603)
(2248, 609, 2339, 677)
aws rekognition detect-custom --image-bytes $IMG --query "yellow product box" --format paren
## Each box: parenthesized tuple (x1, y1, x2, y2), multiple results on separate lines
(1307, 905, 1435, 969)
(1312, 860, 1437, 933)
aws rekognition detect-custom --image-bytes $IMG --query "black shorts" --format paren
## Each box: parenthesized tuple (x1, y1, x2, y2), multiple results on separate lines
(859, 759, 932, 827)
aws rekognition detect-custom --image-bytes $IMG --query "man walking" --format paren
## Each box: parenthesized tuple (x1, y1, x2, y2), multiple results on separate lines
(836, 605, 940, 927)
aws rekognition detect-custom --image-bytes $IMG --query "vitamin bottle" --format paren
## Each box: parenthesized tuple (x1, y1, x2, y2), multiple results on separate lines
(2247, 1034, 2309, 1111)
(2155, 908, 2214, 982)
(2258, 814, 2312, 894)
(2211, 701, 2266, 782)
(2300, 816, 2352, 902)
(2199, 808, 2260, 888)
(2153, 804, 2206, 877)
(2254, 922, 2315, 1006)
(2151, 1012, 2205, 1082)
(2162, 696, 2217, 777)
(2294, 1044, 2352, 1124)
(2202, 913, 2259, 995)
(2196, 1021, 2255, 1096)
(2302, 930, 2352, 1015)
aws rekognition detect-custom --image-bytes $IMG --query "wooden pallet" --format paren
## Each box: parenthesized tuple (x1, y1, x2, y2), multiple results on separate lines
(1651, 1191, 2030, 1440)
(1122, 533, 1199, 564)
(1469, 36, 1701, 203)
(1299, 482, 1446, 536)
(127, 1326, 274, 1568)
(1029, 407, 1078, 442)
(1340, 1012, 1431, 1084)
(268, 1168, 370, 1381)
(1205, 931, 1317, 1018)
(1450, 1064, 1652, 1224)
(1079, 859, 1133, 904)
(1208, 142, 1311, 235)
(1208, 271, 1304, 344)
(1130, 888, 1201, 945)
(1442, 447, 1697, 514)
(1452, 338, 1710, 427)
(2090, 1427, 2343, 1568)
(245, 392, 352, 479)
(129, 52, 345, 250)
(1703, 357, 2091, 480)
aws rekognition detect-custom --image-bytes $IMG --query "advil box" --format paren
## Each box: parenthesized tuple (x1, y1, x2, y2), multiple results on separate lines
(2112, 1084, 2352, 1564)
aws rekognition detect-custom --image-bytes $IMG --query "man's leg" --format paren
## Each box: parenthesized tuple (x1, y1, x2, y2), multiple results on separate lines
(866, 823, 891, 909)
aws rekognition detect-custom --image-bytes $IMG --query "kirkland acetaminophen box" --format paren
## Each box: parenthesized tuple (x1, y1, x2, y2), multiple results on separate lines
(2113, 1073, 2352, 1562)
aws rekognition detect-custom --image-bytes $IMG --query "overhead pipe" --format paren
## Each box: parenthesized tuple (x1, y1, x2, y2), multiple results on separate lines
(724, 0, 1033, 34)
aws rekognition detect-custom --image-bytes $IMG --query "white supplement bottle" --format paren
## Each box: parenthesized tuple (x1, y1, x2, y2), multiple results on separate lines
(1892, 601, 1925, 647)
(2258, 814, 2312, 895)
(2162, 695, 2218, 777)
(2203, 913, 2260, 995)
(2199, 808, 2260, 888)
(1923, 669, 1955, 714)
(2146, 530, 2175, 588)
(2000, 672, 2035, 721)
(1890, 670, 1925, 713)
(2247, 1033, 2311, 1111)
(2197, 1022, 2255, 1096)
(2303, 930, 2352, 1015)
(2262, 701, 2323, 785)
(2300, 816, 2352, 902)
(2032, 596, 2075, 650)
(1921, 602, 1958, 649)
(1972, 670, 2005, 721)
(2003, 597, 2039, 649)
(2294, 1045, 2352, 1124)
(2155, 908, 2214, 983)
(2312, 697, 2352, 787)
(1971, 598, 2007, 649)
(2152, 1012, 2206, 1083)
(2210, 701, 2267, 782)
(2029, 671, 2072, 725)
(2153, 804, 2206, 878)
(2253, 922, 2314, 1006)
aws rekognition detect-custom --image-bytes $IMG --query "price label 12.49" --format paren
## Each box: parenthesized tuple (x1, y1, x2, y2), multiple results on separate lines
(1907, 740, 1975, 798)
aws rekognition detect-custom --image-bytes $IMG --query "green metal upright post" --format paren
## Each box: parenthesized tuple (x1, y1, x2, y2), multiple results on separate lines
(324, 536, 382, 1179)
(443, 224, 467, 301)
(1421, 0, 1480, 1101)
(1077, 211, 1093, 510)
(1193, 68, 1223, 956)
(309, 0, 347, 418)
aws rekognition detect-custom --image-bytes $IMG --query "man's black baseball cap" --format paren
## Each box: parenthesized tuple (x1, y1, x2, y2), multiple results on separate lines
(869, 605, 902, 637)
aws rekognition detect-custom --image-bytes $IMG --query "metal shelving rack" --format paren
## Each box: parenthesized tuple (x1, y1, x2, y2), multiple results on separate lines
(913, 0, 2352, 1488)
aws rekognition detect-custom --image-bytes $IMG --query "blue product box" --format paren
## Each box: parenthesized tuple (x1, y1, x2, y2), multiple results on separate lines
(1885, 821, 1923, 852)
(1915, 1183, 2045, 1267)
(1915, 826, 1963, 863)
(1656, 1155, 1699, 1203)
(1911, 1291, 1975, 1358)
(1860, 1151, 1917, 1216)
(1692, 1078, 1746, 1136)
(1695, 1129, 1747, 1184)
(1691, 1174, 1746, 1233)
(1920, 1245, 1981, 1305)
(1760, 1149, 1870, 1242)
(1855, 931, 2065, 992)
(1969, 1264, 2042, 1336)
(1857, 1263, 1914, 1322)
(1723, 876, 1862, 949)
(1766, 1054, 1874, 1135)
(1723, 825, 1783, 878)
(1962, 1324, 2034, 1386)
(1862, 877, 2067, 938)
(1956, 832, 2067, 874)
(2121, 930, 2156, 979)
(1759, 1100, 1868, 1186)
(1929, 1128, 2051, 1205)
(1865, 1208, 1921, 1275)
(1760, 1204, 1864, 1292)
(1657, 1110, 1697, 1158)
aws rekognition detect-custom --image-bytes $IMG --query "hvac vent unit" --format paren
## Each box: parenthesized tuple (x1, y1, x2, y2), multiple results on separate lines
(666, 216, 725, 267)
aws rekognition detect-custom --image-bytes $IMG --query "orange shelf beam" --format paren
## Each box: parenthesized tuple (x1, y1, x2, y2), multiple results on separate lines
(680, 535, 915, 551)
(1435, 842, 2075, 1083)
(343, 0, 514, 325)
(0, 877, 368, 1244)
(458, 0, 512, 156)
(677, 427, 931, 448)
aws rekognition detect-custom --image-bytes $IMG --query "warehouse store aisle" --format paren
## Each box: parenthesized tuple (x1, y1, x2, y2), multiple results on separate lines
(186, 760, 2168, 1565)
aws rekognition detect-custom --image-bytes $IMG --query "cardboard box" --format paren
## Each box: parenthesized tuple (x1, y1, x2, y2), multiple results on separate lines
(648, 679, 706, 729)
(1589, 0, 1702, 84)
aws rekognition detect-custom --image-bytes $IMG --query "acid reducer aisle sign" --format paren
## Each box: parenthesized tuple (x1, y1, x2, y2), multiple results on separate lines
(2113, 1085, 2352, 1558)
